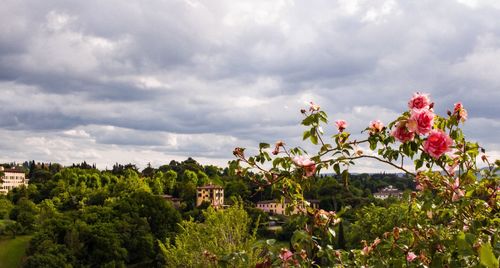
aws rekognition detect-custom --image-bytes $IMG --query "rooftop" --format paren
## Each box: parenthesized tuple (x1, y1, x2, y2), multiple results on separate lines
(197, 184, 223, 189)
(1, 169, 25, 174)
(257, 199, 320, 204)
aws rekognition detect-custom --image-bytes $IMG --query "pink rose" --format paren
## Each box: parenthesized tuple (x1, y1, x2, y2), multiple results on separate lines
(408, 108, 434, 135)
(408, 92, 431, 110)
(369, 120, 384, 134)
(309, 101, 320, 112)
(293, 156, 317, 177)
(391, 121, 415, 143)
(454, 102, 468, 122)
(335, 120, 347, 132)
(423, 130, 453, 159)
(406, 252, 418, 262)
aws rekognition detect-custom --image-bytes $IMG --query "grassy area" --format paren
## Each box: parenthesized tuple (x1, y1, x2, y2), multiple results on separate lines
(0, 235, 31, 268)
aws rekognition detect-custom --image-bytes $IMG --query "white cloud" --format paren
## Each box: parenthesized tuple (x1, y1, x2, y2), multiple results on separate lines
(361, 0, 399, 23)
(0, 0, 498, 172)
(456, 0, 500, 9)
(451, 34, 500, 84)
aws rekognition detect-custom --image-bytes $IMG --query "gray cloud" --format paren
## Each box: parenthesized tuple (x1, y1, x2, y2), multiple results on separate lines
(0, 0, 499, 169)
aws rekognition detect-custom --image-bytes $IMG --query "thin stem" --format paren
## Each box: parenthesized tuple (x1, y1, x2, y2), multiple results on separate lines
(315, 126, 326, 147)
(327, 155, 415, 176)
(318, 139, 371, 158)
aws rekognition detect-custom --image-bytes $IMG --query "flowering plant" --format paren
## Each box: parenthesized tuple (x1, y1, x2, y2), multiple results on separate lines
(231, 93, 499, 267)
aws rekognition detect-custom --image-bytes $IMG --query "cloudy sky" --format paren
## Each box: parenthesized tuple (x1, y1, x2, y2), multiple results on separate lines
(1, 0, 499, 172)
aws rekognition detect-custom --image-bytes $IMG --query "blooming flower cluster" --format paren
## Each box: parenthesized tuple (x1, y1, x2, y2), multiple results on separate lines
(391, 92, 455, 159)
(232, 92, 497, 267)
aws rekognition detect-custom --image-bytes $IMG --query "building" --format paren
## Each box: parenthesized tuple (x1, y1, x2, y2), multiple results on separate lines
(0, 166, 28, 194)
(196, 184, 224, 208)
(256, 199, 320, 215)
(373, 185, 403, 199)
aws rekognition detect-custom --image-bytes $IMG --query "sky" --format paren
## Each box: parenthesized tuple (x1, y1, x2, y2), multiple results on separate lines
(0, 0, 499, 172)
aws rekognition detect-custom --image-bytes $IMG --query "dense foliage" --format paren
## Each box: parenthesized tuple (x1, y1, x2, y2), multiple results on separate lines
(0, 159, 221, 267)
(160, 203, 260, 267)
(1, 157, 416, 267)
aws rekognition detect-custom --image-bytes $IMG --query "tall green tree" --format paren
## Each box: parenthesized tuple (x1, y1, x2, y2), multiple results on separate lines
(160, 204, 261, 267)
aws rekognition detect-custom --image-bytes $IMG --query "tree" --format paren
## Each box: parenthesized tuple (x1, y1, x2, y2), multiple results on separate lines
(182, 170, 198, 185)
(9, 197, 39, 233)
(160, 204, 261, 267)
(156, 170, 177, 194)
(197, 170, 210, 186)
(0, 198, 13, 219)
(177, 181, 196, 207)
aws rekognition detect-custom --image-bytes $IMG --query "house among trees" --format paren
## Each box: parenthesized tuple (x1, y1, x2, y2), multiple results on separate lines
(0, 166, 28, 194)
(256, 199, 320, 215)
(196, 184, 224, 208)
(373, 185, 403, 199)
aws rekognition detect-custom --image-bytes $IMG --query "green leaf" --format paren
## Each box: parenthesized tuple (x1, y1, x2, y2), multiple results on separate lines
(303, 130, 311, 140)
(333, 164, 340, 175)
(272, 157, 282, 167)
(456, 232, 474, 256)
(320, 144, 332, 154)
(410, 141, 418, 152)
(319, 111, 328, 123)
(301, 116, 315, 126)
(414, 159, 423, 170)
(259, 143, 270, 150)
(310, 133, 318, 145)
(479, 242, 499, 268)
(402, 143, 409, 156)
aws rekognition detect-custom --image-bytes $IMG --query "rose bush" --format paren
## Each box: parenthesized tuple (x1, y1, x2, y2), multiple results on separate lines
(231, 93, 499, 267)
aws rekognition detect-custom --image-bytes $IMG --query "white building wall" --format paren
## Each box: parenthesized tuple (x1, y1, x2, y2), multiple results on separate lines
(0, 167, 28, 194)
